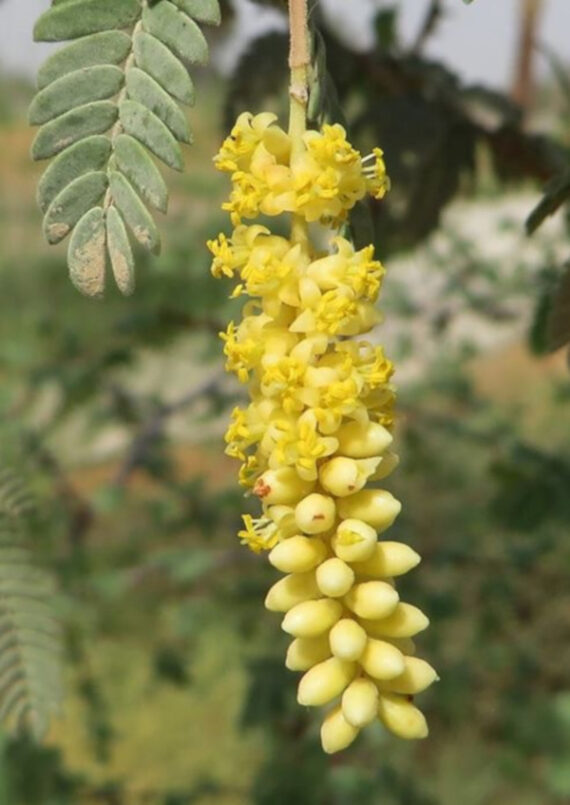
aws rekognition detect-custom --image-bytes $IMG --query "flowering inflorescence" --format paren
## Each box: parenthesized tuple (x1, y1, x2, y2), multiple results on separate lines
(210, 112, 437, 753)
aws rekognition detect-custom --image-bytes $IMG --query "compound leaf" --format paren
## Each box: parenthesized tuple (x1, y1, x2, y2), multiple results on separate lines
(31, 0, 218, 295)
(0, 470, 63, 741)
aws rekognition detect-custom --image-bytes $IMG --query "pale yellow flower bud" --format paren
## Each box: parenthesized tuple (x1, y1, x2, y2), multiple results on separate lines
(297, 657, 356, 706)
(319, 456, 380, 497)
(282, 598, 343, 637)
(264, 571, 319, 612)
(344, 581, 399, 620)
(285, 634, 331, 671)
(335, 421, 393, 458)
(316, 558, 355, 598)
(269, 536, 328, 573)
(337, 489, 401, 532)
(321, 706, 360, 754)
(378, 693, 429, 740)
(254, 467, 314, 505)
(351, 541, 421, 579)
(370, 450, 400, 481)
(342, 678, 379, 728)
(360, 638, 405, 680)
(329, 619, 368, 661)
(331, 518, 377, 562)
(378, 657, 439, 695)
(361, 603, 429, 639)
(295, 493, 336, 534)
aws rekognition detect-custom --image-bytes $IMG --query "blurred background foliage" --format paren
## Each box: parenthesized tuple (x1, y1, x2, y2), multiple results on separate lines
(1, 0, 570, 802)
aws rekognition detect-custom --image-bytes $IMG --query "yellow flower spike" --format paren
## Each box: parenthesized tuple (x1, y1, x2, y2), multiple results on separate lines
(213, 99, 434, 752)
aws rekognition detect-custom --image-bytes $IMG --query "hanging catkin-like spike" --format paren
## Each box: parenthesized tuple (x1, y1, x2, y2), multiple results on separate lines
(210, 109, 437, 752)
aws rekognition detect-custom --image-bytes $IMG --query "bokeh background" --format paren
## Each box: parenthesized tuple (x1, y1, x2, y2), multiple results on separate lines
(1, 1, 570, 803)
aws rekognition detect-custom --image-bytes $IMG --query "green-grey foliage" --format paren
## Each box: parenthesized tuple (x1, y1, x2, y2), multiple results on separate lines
(31, 0, 221, 297)
(0, 470, 63, 741)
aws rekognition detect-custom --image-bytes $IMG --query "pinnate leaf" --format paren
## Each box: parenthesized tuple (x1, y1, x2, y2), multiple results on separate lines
(30, 0, 216, 295)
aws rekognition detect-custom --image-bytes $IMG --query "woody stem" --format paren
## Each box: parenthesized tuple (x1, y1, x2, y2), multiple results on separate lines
(288, 0, 310, 247)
